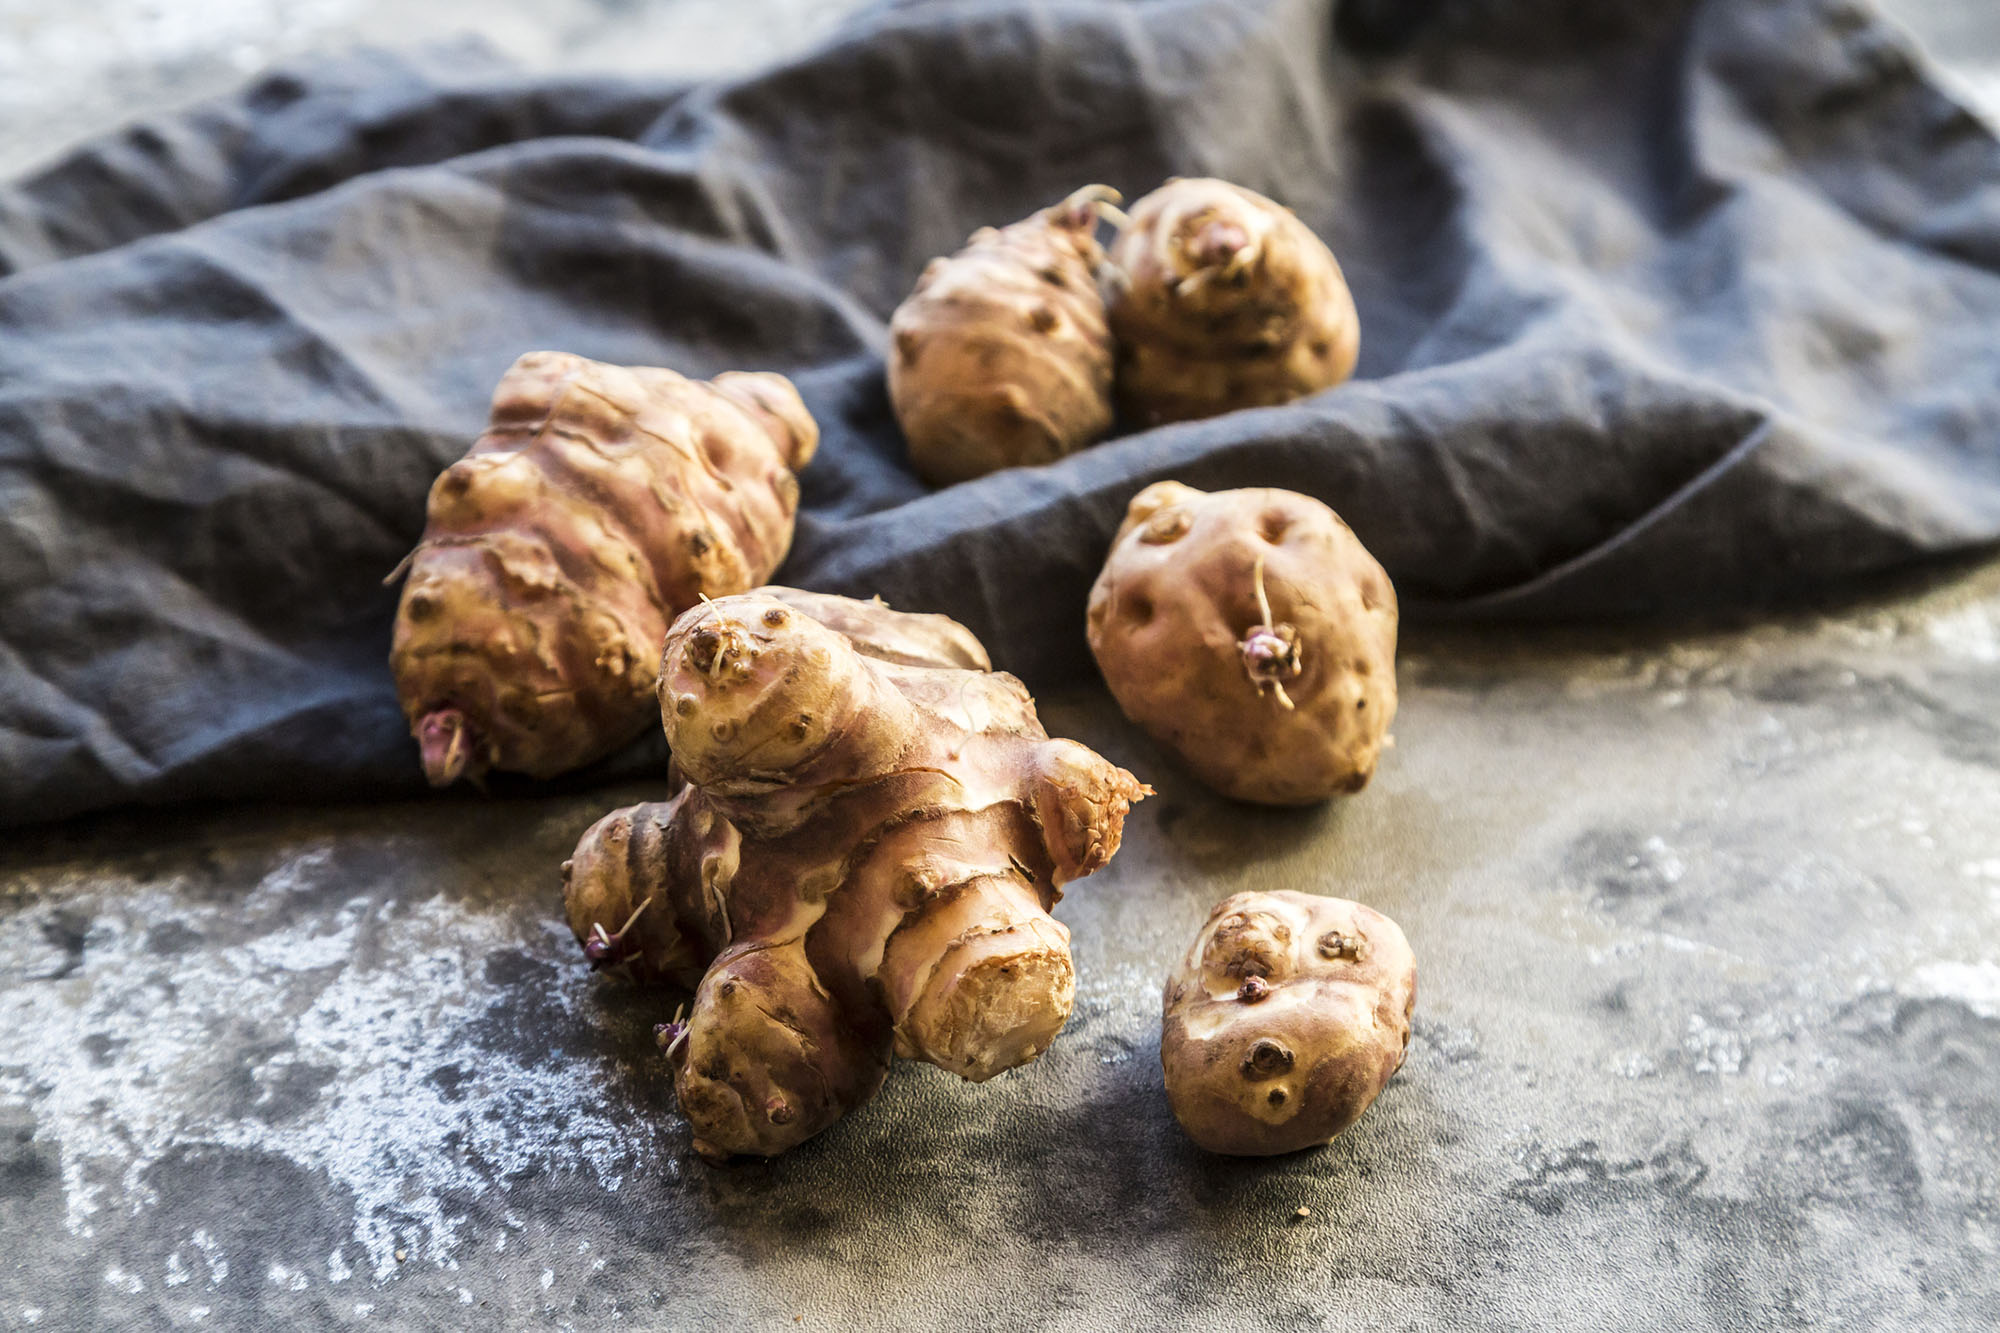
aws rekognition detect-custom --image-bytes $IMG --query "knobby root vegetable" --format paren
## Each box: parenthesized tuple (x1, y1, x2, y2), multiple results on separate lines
(1161, 890, 1415, 1156)
(1105, 177, 1359, 427)
(1086, 481, 1396, 805)
(389, 351, 818, 787)
(888, 186, 1125, 486)
(562, 590, 1149, 1159)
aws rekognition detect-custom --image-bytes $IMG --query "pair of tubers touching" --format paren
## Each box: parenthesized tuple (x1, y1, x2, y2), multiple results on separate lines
(384, 183, 1408, 1160)
(890, 177, 1362, 485)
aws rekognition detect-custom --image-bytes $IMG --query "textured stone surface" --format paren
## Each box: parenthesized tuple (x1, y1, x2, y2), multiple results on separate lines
(4, 1, 2000, 1329)
(6, 555, 2000, 1329)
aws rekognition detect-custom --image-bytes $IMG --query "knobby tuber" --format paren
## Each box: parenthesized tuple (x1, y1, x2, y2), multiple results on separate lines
(888, 186, 1124, 486)
(1105, 177, 1359, 427)
(1162, 891, 1415, 1156)
(389, 351, 818, 787)
(562, 590, 1149, 1159)
(1087, 481, 1397, 805)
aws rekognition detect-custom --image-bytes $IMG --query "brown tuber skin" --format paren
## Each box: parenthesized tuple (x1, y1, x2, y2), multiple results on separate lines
(888, 186, 1123, 486)
(1087, 482, 1397, 806)
(1105, 177, 1359, 427)
(1162, 890, 1415, 1156)
(389, 351, 818, 787)
(562, 590, 1148, 1160)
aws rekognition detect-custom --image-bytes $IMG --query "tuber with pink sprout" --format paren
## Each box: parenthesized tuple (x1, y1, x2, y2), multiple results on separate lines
(1086, 481, 1396, 805)
(887, 186, 1125, 485)
(1162, 890, 1416, 1156)
(561, 590, 1148, 1159)
(388, 351, 818, 788)
(1105, 177, 1359, 427)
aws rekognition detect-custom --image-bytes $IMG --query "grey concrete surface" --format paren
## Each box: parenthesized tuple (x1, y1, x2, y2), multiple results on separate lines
(4, 2, 2000, 1330)
(6, 561, 2000, 1330)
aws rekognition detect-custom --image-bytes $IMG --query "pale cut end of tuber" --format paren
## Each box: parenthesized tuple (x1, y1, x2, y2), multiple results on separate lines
(881, 873, 1077, 1081)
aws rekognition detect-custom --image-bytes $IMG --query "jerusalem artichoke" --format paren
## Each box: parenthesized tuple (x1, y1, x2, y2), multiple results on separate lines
(389, 351, 818, 787)
(1162, 890, 1415, 1156)
(1105, 178, 1359, 427)
(1086, 481, 1397, 805)
(887, 186, 1123, 486)
(562, 590, 1148, 1159)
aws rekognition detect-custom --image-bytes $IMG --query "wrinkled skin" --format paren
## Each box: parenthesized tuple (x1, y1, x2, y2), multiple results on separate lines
(1087, 481, 1397, 805)
(1106, 177, 1359, 427)
(1161, 891, 1416, 1156)
(563, 591, 1148, 1159)
(390, 351, 818, 787)
(888, 186, 1120, 486)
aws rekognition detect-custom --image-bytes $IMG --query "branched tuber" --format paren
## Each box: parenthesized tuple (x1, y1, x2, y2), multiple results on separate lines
(562, 590, 1148, 1159)
(888, 186, 1124, 486)
(1105, 177, 1359, 427)
(389, 351, 818, 787)
(1087, 481, 1397, 806)
(1162, 890, 1415, 1156)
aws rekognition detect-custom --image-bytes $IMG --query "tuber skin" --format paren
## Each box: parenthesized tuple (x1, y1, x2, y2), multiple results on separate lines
(1086, 481, 1397, 806)
(1161, 890, 1415, 1156)
(1105, 177, 1359, 427)
(562, 590, 1149, 1159)
(888, 186, 1124, 486)
(389, 351, 818, 787)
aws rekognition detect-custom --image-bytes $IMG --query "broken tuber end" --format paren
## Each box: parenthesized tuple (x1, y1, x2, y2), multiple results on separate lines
(416, 709, 481, 787)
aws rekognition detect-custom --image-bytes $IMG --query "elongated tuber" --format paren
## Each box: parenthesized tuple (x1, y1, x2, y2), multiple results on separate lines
(563, 590, 1148, 1159)
(1105, 177, 1359, 427)
(1087, 481, 1396, 805)
(389, 351, 818, 787)
(1162, 890, 1415, 1156)
(888, 187, 1123, 486)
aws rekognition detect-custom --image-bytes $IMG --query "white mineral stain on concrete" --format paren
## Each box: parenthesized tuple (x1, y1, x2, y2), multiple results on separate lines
(0, 842, 652, 1280)
(1904, 960, 2000, 1019)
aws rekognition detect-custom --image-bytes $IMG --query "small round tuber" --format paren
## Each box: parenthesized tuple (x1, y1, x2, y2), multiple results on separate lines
(1086, 481, 1397, 805)
(887, 186, 1123, 486)
(1161, 890, 1415, 1156)
(1105, 177, 1359, 427)
(389, 351, 818, 787)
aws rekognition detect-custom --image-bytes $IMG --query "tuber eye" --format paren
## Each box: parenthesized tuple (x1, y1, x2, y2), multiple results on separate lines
(1238, 976, 1271, 1003)
(689, 627, 722, 672)
(1140, 511, 1190, 545)
(1241, 1038, 1294, 1080)
(763, 607, 788, 627)
(1318, 931, 1366, 962)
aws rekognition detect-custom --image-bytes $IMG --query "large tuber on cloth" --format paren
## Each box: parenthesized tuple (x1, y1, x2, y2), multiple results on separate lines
(888, 187, 1123, 486)
(389, 351, 818, 788)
